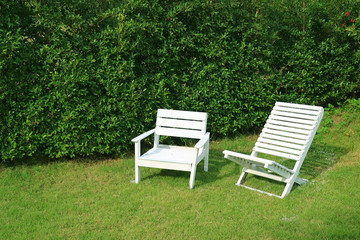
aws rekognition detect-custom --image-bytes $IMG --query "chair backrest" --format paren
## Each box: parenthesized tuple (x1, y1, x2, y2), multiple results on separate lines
(253, 102, 324, 162)
(155, 109, 207, 139)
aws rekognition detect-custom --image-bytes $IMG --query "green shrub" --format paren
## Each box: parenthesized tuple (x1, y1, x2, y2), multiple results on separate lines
(0, 0, 359, 161)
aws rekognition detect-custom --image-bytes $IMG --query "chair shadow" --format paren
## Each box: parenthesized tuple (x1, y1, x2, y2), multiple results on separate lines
(226, 142, 349, 195)
(141, 142, 346, 189)
(299, 143, 348, 179)
(140, 148, 240, 188)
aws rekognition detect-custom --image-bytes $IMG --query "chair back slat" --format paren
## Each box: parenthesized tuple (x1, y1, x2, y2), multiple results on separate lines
(260, 132, 307, 145)
(254, 102, 324, 161)
(266, 119, 314, 130)
(255, 142, 304, 156)
(253, 146, 301, 161)
(269, 115, 315, 125)
(156, 109, 207, 139)
(257, 137, 306, 150)
(271, 110, 319, 120)
(262, 128, 309, 140)
(264, 123, 312, 135)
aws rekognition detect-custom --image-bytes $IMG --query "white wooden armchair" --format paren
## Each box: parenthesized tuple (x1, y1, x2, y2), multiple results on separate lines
(223, 102, 324, 198)
(131, 109, 210, 189)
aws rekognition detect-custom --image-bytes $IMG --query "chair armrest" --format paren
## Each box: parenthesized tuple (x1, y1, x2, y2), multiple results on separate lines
(131, 129, 156, 143)
(223, 150, 273, 166)
(223, 150, 294, 175)
(195, 132, 210, 149)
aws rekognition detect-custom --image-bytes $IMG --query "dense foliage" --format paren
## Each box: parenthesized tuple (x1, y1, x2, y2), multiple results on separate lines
(1, 0, 359, 161)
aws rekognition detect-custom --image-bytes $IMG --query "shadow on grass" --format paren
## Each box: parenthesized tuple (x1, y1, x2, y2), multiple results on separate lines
(0, 152, 118, 171)
(139, 148, 236, 188)
(227, 142, 349, 196)
(300, 143, 348, 179)
(139, 141, 347, 190)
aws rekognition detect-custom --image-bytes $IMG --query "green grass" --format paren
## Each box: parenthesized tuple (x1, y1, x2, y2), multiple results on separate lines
(1, 102, 360, 239)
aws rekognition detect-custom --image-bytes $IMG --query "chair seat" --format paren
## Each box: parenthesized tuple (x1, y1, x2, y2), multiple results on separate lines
(140, 145, 196, 165)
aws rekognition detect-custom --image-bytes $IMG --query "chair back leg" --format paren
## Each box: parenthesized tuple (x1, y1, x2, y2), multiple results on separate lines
(236, 170, 248, 186)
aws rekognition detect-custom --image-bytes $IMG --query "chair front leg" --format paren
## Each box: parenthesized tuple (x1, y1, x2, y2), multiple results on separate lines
(189, 148, 200, 189)
(189, 163, 197, 189)
(134, 141, 141, 184)
(204, 140, 209, 172)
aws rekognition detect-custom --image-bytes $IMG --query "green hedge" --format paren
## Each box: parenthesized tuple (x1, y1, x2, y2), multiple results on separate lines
(1, 0, 359, 161)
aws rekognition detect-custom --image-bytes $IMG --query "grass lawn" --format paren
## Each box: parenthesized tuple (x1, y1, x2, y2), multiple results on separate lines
(1, 102, 359, 239)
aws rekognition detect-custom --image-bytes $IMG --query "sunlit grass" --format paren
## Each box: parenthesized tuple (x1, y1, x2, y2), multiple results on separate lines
(1, 103, 359, 239)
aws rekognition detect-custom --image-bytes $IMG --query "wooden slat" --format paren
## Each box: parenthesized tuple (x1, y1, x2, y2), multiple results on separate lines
(244, 169, 288, 183)
(253, 146, 301, 161)
(269, 115, 315, 125)
(139, 146, 195, 164)
(273, 105, 321, 116)
(266, 119, 314, 130)
(223, 150, 274, 166)
(157, 117, 205, 130)
(259, 132, 307, 145)
(276, 102, 323, 111)
(255, 142, 303, 155)
(271, 110, 319, 120)
(264, 123, 312, 135)
(257, 137, 305, 150)
(156, 127, 204, 139)
(157, 109, 207, 121)
(262, 128, 309, 140)
(138, 160, 192, 171)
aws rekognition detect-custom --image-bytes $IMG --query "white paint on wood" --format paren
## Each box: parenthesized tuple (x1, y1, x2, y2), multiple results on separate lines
(264, 123, 312, 135)
(132, 109, 210, 189)
(157, 109, 207, 121)
(266, 119, 314, 130)
(223, 102, 324, 198)
(257, 137, 305, 150)
(262, 128, 309, 140)
(259, 132, 307, 145)
(271, 110, 319, 120)
(155, 127, 205, 139)
(269, 115, 315, 125)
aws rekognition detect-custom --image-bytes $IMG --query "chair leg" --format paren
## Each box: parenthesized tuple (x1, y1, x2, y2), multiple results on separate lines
(204, 141, 209, 172)
(236, 168, 248, 186)
(281, 180, 295, 198)
(134, 142, 141, 184)
(135, 163, 141, 184)
(189, 163, 197, 189)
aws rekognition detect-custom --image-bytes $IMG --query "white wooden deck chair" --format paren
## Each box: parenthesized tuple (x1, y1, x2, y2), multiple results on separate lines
(223, 102, 324, 198)
(131, 109, 210, 189)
